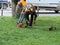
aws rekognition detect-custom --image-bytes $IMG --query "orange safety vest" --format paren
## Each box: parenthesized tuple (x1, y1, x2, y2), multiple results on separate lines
(21, 0, 27, 7)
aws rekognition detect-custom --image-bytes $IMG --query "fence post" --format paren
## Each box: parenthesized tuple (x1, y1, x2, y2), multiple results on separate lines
(1, 1, 3, 16)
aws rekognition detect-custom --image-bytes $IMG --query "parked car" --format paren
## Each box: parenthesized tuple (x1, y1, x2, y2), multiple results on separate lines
(0, 0, 8, 9)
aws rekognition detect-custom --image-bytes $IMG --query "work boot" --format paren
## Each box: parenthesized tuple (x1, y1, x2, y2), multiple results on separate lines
(25, 25, 32, 28)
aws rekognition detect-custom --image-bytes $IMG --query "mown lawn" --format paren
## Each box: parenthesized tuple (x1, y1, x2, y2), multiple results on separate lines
(0, 16, 60, 45)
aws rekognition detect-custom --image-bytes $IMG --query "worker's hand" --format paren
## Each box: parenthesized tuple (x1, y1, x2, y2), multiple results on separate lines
(33, 19, 36, 24)
(28, 21, 30, 25)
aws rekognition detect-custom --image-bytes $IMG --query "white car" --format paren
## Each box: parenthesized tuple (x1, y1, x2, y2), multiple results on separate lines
(26, 0, 60, 13)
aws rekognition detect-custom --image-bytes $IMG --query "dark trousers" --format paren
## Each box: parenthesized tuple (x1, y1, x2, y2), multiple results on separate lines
(30, 11, 37, 26)
(25, 12, 30, 26)
(25, 11, 37, 26)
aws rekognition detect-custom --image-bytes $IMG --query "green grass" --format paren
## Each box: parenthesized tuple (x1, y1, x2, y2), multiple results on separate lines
(0, 16, 60, 45)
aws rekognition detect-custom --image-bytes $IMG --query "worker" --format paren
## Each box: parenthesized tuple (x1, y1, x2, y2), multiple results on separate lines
(15, 1, 22, 18)
(18, 3, 32, 28)
(17, 0, 37, 28)
(25, 6, 37, 28)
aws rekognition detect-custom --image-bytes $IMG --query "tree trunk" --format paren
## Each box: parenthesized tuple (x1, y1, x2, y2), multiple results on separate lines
(12, 2, 16, 18)
(12, 0, 22, 18)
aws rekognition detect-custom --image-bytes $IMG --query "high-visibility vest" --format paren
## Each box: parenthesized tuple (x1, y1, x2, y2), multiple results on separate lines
(22, 0, 27, 7)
